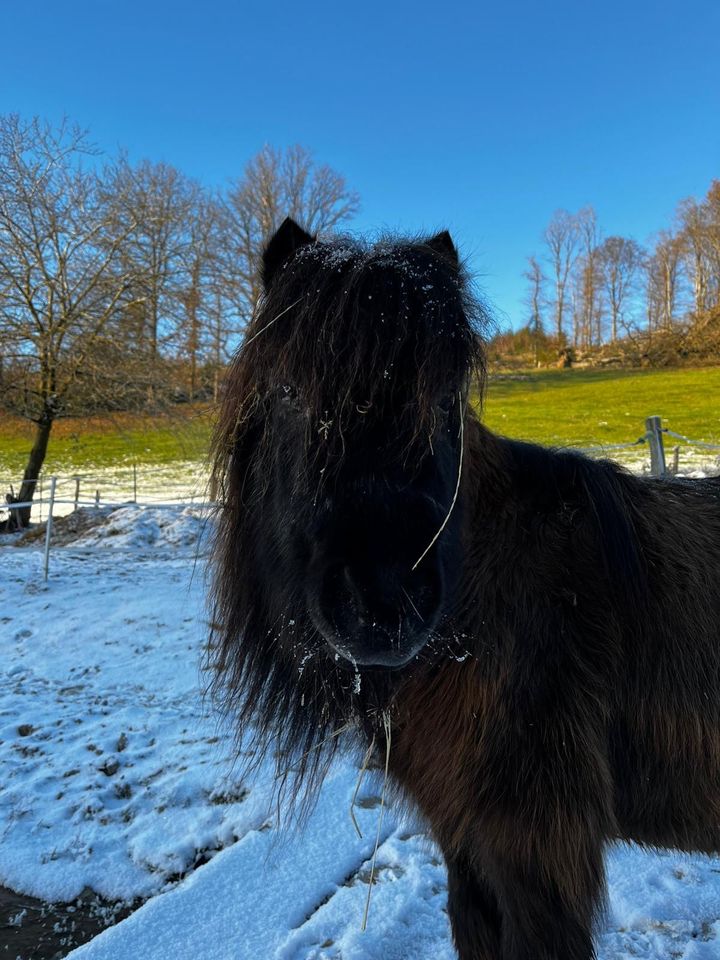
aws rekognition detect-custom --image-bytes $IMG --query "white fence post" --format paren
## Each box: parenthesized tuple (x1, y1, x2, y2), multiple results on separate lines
(43, 476, 57, 581)
(645, 415, 667, 478)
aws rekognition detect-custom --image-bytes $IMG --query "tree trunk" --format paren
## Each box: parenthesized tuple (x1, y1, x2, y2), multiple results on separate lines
(556, 289, 564, 340)
(17, 414, 54, 526)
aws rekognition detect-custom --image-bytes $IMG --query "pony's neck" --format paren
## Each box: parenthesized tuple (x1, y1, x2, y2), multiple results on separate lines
(463, 415, 511, 517)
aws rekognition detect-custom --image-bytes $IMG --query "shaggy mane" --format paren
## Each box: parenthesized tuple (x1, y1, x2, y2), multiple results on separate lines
(208, 233, 489, 796)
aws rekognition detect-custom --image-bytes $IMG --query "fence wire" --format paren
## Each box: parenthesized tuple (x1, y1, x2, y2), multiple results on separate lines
(662, 429, 720, 450)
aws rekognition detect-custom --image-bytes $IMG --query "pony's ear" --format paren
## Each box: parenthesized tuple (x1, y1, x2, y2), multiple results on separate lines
(262, 217, 315, 288)
(425, 230, 459, 266)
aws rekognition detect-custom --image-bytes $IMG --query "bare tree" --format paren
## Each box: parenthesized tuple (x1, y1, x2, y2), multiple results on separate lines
(645, 231, 685, 333)
(178, 193, 227, 399)
(543, 209, 580, 340)
(683, 181, 720, 313)
(705, 180, 720, 306)
(221, 144, 360, 327)
(0, 115, 142, 520)
(598, 235, 644, 342)
(562, 207, 604, 348)
(103, 157, 201, 359)
(677, 194, 715, 315)
(523, 255, 545, 364)
(574, 207, 604, 346)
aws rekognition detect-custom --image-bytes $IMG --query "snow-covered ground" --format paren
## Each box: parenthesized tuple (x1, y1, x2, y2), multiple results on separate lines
(1, 503, 719, 959)
(1, 459, 210, 525)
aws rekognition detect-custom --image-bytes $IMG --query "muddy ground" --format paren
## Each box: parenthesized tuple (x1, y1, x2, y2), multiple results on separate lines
(0, 886, 138, 959)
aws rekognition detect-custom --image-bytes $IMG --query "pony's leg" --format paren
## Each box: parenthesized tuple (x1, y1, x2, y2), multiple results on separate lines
(487, 838, 603, 960)
(446, 855, 503, 960)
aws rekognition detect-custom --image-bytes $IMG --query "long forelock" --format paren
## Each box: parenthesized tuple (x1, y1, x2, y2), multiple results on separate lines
(244, 234, 487, 446)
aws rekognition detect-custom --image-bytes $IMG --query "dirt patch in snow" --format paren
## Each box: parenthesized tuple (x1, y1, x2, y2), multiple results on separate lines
(11, 507, 121, 548)
(0, 885, 140, 959)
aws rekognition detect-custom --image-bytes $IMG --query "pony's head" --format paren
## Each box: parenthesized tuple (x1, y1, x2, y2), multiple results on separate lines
(211, 219, 486, 759)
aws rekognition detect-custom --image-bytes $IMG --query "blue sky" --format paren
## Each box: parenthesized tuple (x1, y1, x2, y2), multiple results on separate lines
(4, 0, 719, 327)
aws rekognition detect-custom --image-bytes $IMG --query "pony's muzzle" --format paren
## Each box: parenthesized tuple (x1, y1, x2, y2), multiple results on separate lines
(310, 560, 443, 668)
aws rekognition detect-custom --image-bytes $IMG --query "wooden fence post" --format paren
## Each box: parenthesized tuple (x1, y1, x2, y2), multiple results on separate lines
(133, 463, 138, 504)
(43, 476, 57, 581)
(645, 415, 667, 477)
(671, 445, 680, 476)
(74, 477, 81, 512)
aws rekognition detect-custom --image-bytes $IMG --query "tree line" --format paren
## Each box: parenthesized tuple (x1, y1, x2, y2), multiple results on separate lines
(0, 115, 359, 519)
(524, 184, 720, 352)
(3, 112, 718, 521)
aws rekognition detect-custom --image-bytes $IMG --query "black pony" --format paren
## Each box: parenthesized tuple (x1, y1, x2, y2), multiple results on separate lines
(210, 218, 720, 960)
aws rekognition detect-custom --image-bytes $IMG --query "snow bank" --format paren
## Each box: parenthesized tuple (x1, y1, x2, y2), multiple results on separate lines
(67, 503, 213, 552)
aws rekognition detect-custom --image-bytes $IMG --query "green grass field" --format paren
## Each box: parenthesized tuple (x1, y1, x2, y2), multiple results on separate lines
(482, 366, 720, 448)
(0, 407, 214, 476)
(1, 367, 718, 476)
